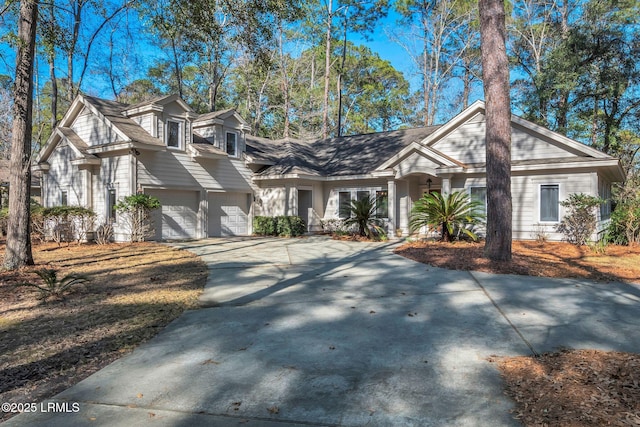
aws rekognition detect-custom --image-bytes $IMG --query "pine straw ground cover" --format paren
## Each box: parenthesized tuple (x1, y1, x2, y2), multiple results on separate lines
(0, 241, 207, 422)
(396, 240, 640, 426)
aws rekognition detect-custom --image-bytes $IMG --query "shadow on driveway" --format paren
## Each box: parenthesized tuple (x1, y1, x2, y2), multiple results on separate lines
(5, 236, 639, 427)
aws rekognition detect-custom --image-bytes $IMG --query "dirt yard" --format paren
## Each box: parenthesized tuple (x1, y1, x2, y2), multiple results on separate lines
(396, 240, 640, 426)
(0, 241, 207, 422)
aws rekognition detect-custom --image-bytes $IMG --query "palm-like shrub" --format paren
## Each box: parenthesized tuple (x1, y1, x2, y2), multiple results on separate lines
(18, 269, 90, 301)
(409, 191, 485, 242)
(341, 195, 385, 239)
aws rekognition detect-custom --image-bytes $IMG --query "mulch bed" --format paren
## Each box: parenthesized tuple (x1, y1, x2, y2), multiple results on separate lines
(395, 240, 640, 283)
(493, 350, 640, 426)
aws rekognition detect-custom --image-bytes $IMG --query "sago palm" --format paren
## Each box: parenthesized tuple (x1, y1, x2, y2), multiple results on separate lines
(341, 195, 384, 239)
(409, 191, 485, 242)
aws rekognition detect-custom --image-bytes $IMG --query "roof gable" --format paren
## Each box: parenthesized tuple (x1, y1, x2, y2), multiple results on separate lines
(424, 100, 613, 162)
(376, 141, 465, 175)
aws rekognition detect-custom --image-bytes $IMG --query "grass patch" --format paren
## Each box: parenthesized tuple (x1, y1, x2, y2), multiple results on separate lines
(0, 241, 207, 422)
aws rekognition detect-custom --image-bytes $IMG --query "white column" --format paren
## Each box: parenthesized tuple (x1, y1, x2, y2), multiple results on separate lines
(199, 191, 207, 238)
(387, 180, 396, 236)
(441, 175, 451, 195)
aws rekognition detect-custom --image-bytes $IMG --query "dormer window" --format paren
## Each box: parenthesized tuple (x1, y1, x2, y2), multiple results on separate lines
(226, 131, 237, 157)
(166, 120, 183, 149)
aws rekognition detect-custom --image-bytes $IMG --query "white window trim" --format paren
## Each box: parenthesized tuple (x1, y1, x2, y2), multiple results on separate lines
(538, 183, 561, 223)
(226, 131, 238, 158)
(335, 187, 388, 219)
(165, 119, 184, 150)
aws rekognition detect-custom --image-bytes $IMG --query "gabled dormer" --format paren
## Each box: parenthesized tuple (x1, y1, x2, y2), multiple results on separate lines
(192, 109, 250, 160)
(123, 94, 197, 151)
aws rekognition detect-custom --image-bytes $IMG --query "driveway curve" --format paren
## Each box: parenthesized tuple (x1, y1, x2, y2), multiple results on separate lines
(4, 236, 640, 427)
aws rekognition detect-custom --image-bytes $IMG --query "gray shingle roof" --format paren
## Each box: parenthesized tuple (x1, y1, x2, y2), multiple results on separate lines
(193, 109, 236, 123)
(82, 96, 164, 147)
(248, 127, 441, 177)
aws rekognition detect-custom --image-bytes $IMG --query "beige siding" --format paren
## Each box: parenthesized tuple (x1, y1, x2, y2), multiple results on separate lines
(432, 115, 581, 164)
(511, 123, 580, 160)
(431, 121, 486, 164)
(131, 113, 154, 136)
(512, 171, 596, 240)
(257, 186, 287, 216)
(138, 151, 253, 192)
(396, 152, 440, 177)
(43, 143, 84, 206)
(195, 125, 216, 144)
(72, 107, 122, 145)
(92, 155, 133, 241)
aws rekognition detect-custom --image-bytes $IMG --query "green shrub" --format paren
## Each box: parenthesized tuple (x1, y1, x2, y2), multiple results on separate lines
(115, 194, 161, 242)
(253, 216, 277, 236)
(253, 215, 306, 237)
(41, 205, 96, 245)
(605, 198, 640, 245)
(0, 207, 7, 237)
(276, 215, 306, 237)
(1, 200, 45, 241)
(555, 193, 603, 246)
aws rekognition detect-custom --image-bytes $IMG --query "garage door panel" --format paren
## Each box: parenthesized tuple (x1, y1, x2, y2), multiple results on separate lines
(147, 190, 198, 240)
(208, 193, 249, 237)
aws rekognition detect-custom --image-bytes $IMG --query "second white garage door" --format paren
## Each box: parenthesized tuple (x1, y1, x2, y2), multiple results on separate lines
(208, 192, 250, 236)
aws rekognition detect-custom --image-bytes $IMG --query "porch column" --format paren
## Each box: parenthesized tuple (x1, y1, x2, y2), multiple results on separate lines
(198, 190, 207, 238)
(441, 175, 452, 195)
(387, 180, 396, 236)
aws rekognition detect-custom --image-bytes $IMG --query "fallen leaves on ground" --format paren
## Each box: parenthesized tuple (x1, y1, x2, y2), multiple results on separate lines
(395, 240, 640, 283)
(494, 350, 640, 426)
(0, 241, 207, 422)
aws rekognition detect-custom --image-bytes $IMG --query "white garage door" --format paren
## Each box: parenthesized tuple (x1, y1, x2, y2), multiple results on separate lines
(208, 192, 249, 236)
(147, 190, 199, 240)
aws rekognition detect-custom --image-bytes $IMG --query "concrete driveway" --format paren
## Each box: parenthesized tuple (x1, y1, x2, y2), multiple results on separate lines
(4, 236, 640, 426)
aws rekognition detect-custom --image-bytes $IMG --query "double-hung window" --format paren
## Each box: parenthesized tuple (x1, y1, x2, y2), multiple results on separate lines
(540, 184, 559, 222)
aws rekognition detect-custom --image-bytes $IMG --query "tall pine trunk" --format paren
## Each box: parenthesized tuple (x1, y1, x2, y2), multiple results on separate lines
(479, 0, 512, 261)
(4, 0, 38, 270)
(322, 0, 333, 139)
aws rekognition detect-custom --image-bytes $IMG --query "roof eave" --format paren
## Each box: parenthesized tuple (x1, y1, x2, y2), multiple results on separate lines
(86, 141, 165, 154)
(71, 158, 101, 166)
(253, 172, 393, 182)
(187, 145, 227, 160)
(436, 158, 625, 178)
